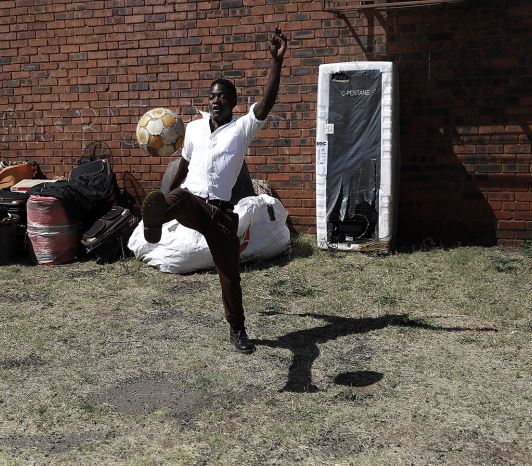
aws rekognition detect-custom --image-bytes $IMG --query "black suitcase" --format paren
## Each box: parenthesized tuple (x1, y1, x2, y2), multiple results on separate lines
(0, 191, 28, 224)
(0, 212, 20, 265)
(0, 191, 29, 255)
(81, 206, 139, 264)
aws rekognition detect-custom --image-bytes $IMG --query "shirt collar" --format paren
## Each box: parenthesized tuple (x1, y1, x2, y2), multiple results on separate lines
(199, 110, 237, 122)
(200, 110, 237, 134)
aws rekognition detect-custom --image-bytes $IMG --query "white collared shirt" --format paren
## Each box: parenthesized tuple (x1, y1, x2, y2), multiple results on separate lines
(181, 104, 266, 201)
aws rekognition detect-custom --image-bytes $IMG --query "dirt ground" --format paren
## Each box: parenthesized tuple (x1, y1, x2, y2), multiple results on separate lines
(0, 237, 531, 465)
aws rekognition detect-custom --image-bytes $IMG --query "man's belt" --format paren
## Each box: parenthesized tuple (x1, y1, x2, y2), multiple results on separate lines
(199, 196, 234, 211)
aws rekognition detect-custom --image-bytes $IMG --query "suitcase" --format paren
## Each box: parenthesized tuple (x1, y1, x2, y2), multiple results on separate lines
(0, 213, 19, 265)
(0, 191, 29, 255)
(0, 162, 37, 190)
(0, 191, 28, 223)
(81, 206, 139, 264)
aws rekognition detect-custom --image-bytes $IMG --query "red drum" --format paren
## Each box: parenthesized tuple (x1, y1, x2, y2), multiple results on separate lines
(26, 195, 79, 265)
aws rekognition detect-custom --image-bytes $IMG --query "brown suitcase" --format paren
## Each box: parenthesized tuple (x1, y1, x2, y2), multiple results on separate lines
(0, 162, 37, 189)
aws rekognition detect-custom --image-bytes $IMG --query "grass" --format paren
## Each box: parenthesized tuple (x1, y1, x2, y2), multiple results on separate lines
(0, 235, 531, 465)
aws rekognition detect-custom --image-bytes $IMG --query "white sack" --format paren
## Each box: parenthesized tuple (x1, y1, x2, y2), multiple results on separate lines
(128, 194, 290, 274)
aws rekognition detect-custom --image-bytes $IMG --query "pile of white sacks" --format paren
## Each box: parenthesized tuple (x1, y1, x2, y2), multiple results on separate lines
(128, 194, 290, 274)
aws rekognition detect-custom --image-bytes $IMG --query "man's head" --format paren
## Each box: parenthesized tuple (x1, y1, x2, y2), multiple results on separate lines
(209, 79, 237, 128)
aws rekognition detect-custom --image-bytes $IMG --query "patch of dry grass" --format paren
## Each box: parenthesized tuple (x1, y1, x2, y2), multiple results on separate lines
(0, 236, 531, 465)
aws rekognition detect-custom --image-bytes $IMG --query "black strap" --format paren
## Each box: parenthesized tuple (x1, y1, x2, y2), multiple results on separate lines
(197, 197, 234, 211)
(207, 199, 234, 211)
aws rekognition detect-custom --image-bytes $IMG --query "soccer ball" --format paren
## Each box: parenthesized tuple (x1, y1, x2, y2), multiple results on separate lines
(136, 108, 185, 157)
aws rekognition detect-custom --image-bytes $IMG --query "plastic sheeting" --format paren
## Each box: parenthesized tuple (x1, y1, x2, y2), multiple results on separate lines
(128, 194, 290, 274)
(315, 62, 399, 251)
(27, 223, 80, 265)
(326, 70, 382, 222)
(26, 195, 79, 265)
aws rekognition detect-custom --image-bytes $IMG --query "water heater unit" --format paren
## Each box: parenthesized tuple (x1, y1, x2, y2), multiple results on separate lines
(315, 62, 399, 252)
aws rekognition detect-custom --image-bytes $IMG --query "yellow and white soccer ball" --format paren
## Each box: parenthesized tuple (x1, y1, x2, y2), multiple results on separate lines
(136, 108, 185, 157)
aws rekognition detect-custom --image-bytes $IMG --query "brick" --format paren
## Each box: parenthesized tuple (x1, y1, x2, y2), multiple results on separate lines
(514, 211, 532, 221)
(502, 163, 529, 173)
(492, 135, 518, 144)
(494, 210, 513, 220)
(475, 163, 501, 173)
(69, 52, 87, 60)
(502, 201, 530, 211)
(498, 220, 526, 230)
(220, 0, 242, 7)
(70, 84, 90, 93)
(146, 14, 165, 22)
(488, 192, 514, 201)
(515, 192, 532, 202)
(504, 144, 531, 154)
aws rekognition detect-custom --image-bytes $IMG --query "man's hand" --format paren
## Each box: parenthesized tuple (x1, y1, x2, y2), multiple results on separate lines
(269, 27, 287, 62)
(253, 26, 288, 121)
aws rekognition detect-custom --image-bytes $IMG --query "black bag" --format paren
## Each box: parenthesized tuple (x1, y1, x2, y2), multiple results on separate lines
(78, 141, 113, 166)
(66, 158, 118, 228)
(70, 143, 118, 225)
(81, 206, 139, 264)
(69, 158, 112, 184)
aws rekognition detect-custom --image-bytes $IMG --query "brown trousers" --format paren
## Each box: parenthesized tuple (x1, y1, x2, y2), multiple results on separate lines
(164, 188, 245, 328)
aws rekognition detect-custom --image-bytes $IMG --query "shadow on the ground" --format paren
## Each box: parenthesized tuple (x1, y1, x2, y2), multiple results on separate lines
(255, 312, 497, 393)
(334, 370, 383, 387)
(241, 236, 315, 272)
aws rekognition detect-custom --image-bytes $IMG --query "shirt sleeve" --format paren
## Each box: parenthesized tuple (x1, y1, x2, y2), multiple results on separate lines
(238, 103, 268, 144)
(181, 125, 192, 162)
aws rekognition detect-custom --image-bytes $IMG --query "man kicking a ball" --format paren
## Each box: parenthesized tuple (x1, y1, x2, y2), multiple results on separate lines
(142, 27, 288, 354)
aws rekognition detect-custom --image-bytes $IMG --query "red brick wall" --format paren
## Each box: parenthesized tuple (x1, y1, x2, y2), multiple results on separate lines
(1, 0, 530, 246)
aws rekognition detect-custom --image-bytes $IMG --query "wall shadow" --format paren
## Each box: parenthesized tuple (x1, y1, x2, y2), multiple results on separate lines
(351, 1, 532, 247)
(255, 311, 497, 393)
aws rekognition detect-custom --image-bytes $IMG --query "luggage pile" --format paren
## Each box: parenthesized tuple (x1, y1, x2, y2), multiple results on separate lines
(0, 143, 139, 266)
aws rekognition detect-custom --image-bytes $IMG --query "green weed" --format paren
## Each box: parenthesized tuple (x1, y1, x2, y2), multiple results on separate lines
(36, 405, 48, 415)
(523, 238, 532, 257)
(78, 402, 97, 414)
(373, 294, 399, 306)
(492, 256, 522, 273)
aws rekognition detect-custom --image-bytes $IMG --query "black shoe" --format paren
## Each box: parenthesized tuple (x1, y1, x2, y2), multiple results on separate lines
(229, 327, 255, 354)
(142, 191, 167, 243)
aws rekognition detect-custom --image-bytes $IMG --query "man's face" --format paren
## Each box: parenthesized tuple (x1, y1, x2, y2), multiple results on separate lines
(208, 83, 236, 128)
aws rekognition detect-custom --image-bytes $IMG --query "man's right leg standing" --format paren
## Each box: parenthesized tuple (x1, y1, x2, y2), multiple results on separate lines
(144, 188, 254, 353)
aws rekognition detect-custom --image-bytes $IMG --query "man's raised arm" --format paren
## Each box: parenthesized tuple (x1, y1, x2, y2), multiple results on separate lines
(253, 26, 288, 121)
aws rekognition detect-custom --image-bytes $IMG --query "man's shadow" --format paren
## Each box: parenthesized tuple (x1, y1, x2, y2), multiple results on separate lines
(255, 311, 497, 393)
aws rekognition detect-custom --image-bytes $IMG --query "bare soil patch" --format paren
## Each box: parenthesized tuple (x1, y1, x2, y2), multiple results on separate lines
(0, 353, 44, 369)
(89, 372, 211, 420)
(1, 430, 113, 456)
